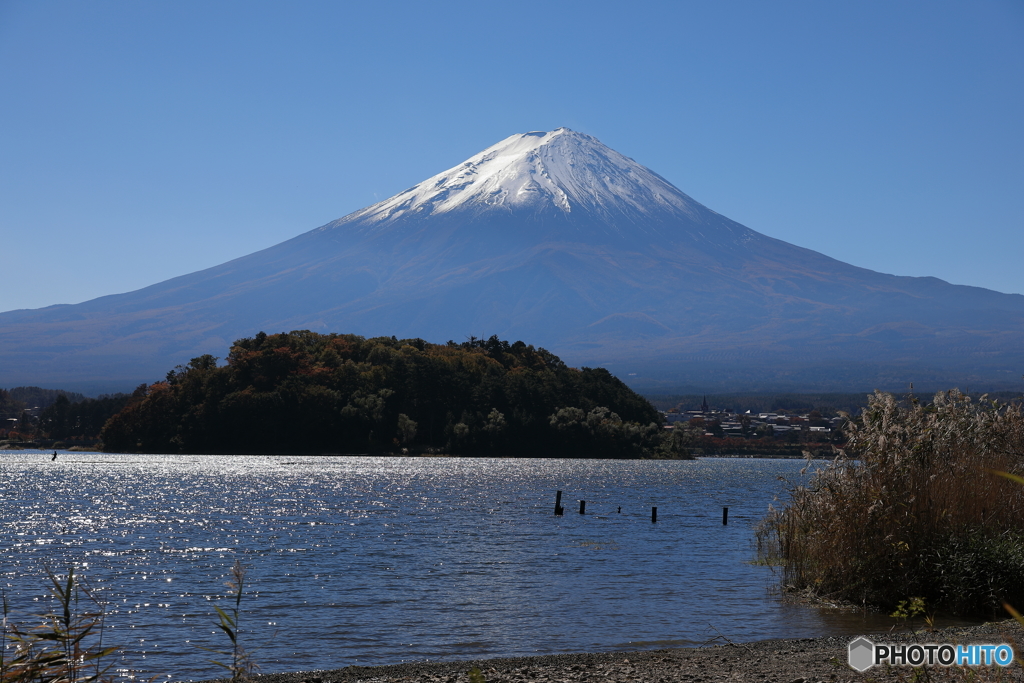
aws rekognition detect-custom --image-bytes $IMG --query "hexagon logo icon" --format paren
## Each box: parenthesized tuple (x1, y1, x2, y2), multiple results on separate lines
(848, 636, 875, 672)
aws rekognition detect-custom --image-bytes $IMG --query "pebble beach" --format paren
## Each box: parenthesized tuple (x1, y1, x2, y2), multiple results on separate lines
(212, 619, 1024, 683)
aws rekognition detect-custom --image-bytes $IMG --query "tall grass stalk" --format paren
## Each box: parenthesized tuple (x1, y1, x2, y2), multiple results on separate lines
(2, 591, 10, 679)
(757, 389, 1024, 615)
(204, 560, 258, 683)
(0, 567, 118, 683)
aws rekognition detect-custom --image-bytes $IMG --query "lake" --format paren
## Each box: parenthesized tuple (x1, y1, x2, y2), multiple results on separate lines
(0, 453, 919, 680)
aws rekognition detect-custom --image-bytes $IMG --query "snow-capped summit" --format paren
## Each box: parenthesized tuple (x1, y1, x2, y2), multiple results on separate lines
(326, 128, 722, 240)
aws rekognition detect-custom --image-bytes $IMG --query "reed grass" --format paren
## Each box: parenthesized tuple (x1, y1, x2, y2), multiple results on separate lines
(757, 389, 1024, 615)
(0, 567, 118, 683)
(202, 561, 258, 683)
(1, 562, 260, 683)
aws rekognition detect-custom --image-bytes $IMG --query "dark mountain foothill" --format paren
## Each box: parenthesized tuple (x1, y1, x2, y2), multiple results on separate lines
(1, 128, 1022, 395)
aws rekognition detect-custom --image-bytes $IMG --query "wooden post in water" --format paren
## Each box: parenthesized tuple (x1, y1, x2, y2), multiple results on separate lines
(555, 490, 563, 516)
(722, 506, 729, 525)
(579, 500, 586, 515)
(651, 506, 658, 523)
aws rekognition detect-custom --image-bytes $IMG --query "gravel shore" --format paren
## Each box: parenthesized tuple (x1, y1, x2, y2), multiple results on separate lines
(217, 619, 1023, 683)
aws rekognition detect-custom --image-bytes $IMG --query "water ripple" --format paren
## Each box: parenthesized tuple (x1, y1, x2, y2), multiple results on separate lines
(2, 454, 902, 680)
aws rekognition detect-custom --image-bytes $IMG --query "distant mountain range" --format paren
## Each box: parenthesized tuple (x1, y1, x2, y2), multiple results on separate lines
(2, 128, 1022, 395)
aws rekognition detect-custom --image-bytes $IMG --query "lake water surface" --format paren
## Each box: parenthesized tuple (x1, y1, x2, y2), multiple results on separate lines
(1, 454, 924, 680)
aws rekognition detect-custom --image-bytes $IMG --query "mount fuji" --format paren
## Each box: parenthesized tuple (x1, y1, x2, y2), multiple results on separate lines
(3, 128, 1023, 394)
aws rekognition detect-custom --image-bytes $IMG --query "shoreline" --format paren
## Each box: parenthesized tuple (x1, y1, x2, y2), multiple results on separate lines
(209, 619, 1024, 683)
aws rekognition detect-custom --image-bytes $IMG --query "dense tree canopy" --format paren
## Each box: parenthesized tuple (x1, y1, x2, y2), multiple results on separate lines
(0, 386, 89, 422)
(39, 392, 131, 441)
(101, 332, 684, 458)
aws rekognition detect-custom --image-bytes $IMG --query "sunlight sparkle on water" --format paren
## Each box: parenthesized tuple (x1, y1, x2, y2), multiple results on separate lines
(1, 454, 908, 680)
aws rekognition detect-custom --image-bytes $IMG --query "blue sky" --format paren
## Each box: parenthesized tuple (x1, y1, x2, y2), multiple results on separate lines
(1, 1, 1022, 312)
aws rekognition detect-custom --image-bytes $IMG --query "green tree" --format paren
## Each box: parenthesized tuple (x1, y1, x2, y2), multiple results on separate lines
(100, 331, 680, 458)
(396, 413, 417, 445)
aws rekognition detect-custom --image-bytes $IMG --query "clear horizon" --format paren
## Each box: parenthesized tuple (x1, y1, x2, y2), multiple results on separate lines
(1, 1, 1022, 313)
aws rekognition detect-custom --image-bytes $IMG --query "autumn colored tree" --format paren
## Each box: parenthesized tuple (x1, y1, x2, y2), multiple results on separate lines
(101, 331, 683, 458)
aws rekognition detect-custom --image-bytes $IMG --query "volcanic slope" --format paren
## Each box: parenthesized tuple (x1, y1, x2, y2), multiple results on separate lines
(2, 128, 1023, 393)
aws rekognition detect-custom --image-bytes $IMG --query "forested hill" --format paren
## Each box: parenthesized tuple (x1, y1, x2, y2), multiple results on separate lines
(101, 332, 685, 458)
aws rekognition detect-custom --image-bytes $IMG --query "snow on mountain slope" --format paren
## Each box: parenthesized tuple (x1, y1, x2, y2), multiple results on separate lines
(326, 128, 728, 238)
